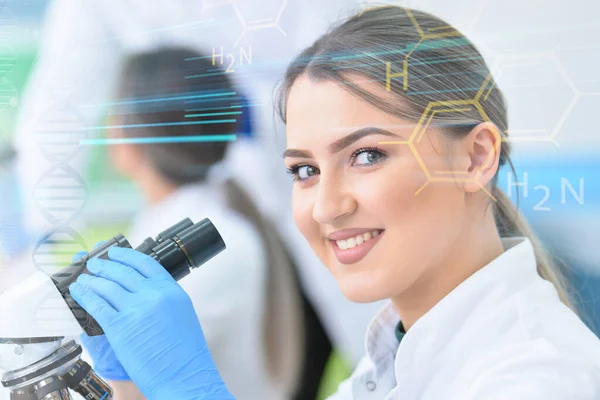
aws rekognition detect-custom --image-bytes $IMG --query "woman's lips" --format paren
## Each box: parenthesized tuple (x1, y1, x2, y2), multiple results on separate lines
(330, 230, 384, 265)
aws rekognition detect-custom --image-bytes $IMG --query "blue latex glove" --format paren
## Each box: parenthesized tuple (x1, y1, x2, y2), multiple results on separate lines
(72, 247, 129, 381)
(69, 246, 234, 400)
(80, 333, 130, 380)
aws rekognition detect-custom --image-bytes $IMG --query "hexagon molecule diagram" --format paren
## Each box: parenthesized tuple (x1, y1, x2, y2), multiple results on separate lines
(380, 73, 501, 201)
(202, 0, 288, 46)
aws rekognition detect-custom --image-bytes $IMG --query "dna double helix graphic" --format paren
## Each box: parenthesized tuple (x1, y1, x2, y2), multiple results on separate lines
(0, 0, 90, 341)
(29, 89, 94, 330)
(0, 2, 87, 267)
(31, 95, 89, 275)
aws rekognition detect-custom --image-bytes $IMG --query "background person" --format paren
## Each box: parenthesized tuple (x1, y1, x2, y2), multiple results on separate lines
(82, 47, 304, 400)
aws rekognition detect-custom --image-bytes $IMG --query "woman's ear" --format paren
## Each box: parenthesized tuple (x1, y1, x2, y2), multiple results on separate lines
(462, 122, 502, 194)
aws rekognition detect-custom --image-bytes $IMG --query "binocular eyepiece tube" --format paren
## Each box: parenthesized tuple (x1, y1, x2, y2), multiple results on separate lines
(51, 217, 226, 336)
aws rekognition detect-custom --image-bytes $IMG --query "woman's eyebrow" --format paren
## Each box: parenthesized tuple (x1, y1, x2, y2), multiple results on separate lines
(283, 149, 313, 159)
(283, 127, 400, 159)
(328, 127, 399, 154)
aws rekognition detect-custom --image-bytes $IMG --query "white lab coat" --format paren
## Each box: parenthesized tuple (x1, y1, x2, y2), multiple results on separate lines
(13, 0, 383, 367)
(125, 177, 280, 400)
(328, 237, 600, 399)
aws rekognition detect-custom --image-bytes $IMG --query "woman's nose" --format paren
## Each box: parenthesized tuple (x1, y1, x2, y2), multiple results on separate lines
(312, 176, 357, 224)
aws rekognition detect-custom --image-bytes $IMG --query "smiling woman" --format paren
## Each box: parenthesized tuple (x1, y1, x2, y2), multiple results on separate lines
(275, 5, 600, 399)
(66, 5, 600, 400)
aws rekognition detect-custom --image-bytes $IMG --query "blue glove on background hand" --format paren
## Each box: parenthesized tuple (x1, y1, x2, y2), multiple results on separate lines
(69, 246, 234, 400)
(72, 247, 129, 381)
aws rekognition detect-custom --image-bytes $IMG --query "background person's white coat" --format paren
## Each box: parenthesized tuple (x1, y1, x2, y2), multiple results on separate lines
(125, 179, 278, 400)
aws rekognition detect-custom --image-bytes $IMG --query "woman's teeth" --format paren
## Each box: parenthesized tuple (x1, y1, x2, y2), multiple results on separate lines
(336, 230, 381, 250)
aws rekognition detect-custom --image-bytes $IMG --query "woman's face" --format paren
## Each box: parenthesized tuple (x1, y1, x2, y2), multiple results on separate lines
(284, 75, 470, 303)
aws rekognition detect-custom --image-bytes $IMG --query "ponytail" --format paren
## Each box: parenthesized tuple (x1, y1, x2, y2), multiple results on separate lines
(492, 185, 577, 313)
(223, 179, 304, 395)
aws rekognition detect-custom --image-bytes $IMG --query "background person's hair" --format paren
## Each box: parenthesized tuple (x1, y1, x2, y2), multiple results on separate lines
(114, 47, 237, 185)
(116, 48, 306, 391)
(276, 6, 576, 312)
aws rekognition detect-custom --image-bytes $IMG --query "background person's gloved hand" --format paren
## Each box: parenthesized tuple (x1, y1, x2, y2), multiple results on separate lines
(69, 246, 234, 400)
(72, 246, 130, 381)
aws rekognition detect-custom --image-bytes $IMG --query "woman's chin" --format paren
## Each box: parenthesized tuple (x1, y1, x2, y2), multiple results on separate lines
(338, 278, 387, 304)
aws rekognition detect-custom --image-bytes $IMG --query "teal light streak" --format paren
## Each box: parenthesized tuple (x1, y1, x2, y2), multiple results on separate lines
(80, 134, 238, 146)
(185, 105, 244, 112)
(184, 103, 262, 112)
(186, 72, 229, 79)
(332, 55, 483, 71)
(185, 111, 242, 118)
(185, 54, 215, 61)
(81, 119, 237, 131)
(330, 38, 469, 61)
(82, 91, 237, 108)
(406, 86, 481, 96)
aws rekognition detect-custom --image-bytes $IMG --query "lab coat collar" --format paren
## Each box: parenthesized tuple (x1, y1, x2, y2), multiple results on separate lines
(364, 237, 537, 379)
(365, 302, 401, 377)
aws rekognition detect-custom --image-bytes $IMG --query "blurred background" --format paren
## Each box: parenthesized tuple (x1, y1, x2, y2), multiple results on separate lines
(0, 0, 598, 399)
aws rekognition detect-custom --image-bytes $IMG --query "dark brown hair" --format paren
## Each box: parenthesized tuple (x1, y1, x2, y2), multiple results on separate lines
(114, 47, 238, 185)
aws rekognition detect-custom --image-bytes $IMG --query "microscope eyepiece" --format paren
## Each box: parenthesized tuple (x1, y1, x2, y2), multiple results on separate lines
(176, 218, 225, 268)
(154, 218, 194, 244)
(140, 218, 226, 281)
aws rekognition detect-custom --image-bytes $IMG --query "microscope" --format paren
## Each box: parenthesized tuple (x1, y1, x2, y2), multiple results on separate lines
(0, 218, 225, 400)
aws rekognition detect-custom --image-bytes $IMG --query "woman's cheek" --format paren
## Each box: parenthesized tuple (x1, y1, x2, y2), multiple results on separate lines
(357, 164, 413, 210)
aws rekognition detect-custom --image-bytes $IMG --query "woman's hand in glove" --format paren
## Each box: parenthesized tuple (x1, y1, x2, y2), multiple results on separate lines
(72, 246, 130, 381)
(69, 246, 234, 400)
